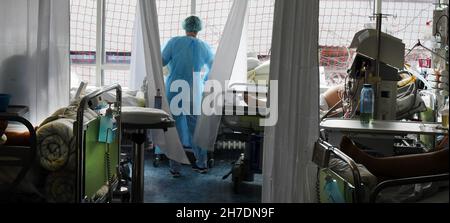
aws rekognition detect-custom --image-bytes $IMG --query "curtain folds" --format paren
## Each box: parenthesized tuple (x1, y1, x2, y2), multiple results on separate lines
(193, 0, 249, 151)
(0, 0, 70, 125)
(262, 0, 320, 203)
(137, 0, 190, 164)
(129, 5, 146, 91)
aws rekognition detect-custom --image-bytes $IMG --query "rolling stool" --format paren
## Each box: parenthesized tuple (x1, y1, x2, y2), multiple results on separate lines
(121, 106, 175, 203)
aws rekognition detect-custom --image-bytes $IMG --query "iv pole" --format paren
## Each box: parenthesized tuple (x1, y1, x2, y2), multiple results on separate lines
(375, 0, 382, 79)
(372, 0, 383, 119)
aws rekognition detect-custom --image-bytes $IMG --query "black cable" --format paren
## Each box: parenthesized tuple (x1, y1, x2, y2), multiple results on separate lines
(105, 129, 114, 202)
(406, 40, 448, 62)
(434, 14, 449, 36)
(316, 166, 322, 203)
(321, 100, 343, 121)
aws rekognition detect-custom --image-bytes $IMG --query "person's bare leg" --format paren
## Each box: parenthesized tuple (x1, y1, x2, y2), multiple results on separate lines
(323, 84, 344, 108)
(340, 136, 449, 179)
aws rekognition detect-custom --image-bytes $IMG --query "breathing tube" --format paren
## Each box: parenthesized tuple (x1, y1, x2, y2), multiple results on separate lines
(404, 66, 432, 90)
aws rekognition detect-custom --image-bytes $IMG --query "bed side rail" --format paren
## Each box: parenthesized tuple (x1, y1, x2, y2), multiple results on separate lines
(369, 173, 449, 203)
(228, 82, 268, 94)
(75, 83, 122, 203)
(0, 114, 36, 201)
(313, 138, 364, 203)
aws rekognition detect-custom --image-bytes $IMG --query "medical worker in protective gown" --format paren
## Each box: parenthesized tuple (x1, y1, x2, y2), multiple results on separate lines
(162, 16, 214, 176)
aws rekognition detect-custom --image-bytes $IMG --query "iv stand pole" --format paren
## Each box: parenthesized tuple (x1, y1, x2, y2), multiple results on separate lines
(375, 0, 382, 79)
(373, 0, 383, 119)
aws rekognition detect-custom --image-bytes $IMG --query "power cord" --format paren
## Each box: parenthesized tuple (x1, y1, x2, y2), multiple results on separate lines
(434, 14, 449, 37)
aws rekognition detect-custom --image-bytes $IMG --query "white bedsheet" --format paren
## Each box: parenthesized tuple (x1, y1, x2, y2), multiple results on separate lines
(70, 87, 146, 107)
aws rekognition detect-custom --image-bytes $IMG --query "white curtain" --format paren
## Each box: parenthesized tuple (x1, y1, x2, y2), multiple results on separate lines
(136, 0, 190, 164)
(193, 0, 249, 151)
(262, 0, 319, 203)
(228, 9, 248, 89)
(0, 0, 70, 125)
(129, 5, 146, 91)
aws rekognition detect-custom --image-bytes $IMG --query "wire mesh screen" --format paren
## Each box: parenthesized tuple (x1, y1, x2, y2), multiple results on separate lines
(196, 0, 233, 51)
(156, 0, 191, 46)
(157, 0, 274, 56)
(70, 0, 137, 87)
(104, 69, 130, 86)
(105, 0, 136, 60)
(382, 0, 434, 71)
(72, 66, 97, 86)
(104, 0, 137, 87)
(248, 0, 275, 58)
(70, 0, 97, 86)
(70, 0, 435, 88)
(319, 0, 434, 87)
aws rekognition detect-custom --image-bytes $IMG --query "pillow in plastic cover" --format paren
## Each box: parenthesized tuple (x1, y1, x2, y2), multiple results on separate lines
(247, 57, 261, 71)
(121, 107, 171, 125)
(329, 157, 378, 202)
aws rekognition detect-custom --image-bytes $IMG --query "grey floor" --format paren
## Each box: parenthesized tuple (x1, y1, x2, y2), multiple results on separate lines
(143, 150, 262, 203)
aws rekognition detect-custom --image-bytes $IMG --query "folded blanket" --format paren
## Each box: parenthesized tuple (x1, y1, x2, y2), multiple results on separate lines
(4, 131, 32, 146)
(0, 162, 45, 200)
(40, 103, 98, 128)
(37, 118, 76, 172)
(45, 171, 76, 203)
(37, 102, 98, 172)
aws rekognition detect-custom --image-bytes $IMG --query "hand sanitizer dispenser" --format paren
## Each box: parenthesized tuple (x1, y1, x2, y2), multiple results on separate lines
(98, 102, 116, 143)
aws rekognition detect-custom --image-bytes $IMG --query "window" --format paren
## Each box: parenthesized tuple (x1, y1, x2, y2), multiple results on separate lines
(157, 0, 274, 57)
(319, 0, 434, 88)
(71, 0, 276, 88)
(70, 0, 137, 88)
(248, 0, 274, 58)
(71, 0, 435, 90)
(156, 0, 192, 50)
(70, 0, 98, 86)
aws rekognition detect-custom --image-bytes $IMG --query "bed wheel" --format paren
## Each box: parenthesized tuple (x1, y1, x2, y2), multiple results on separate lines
(232, 177, 241, 194)
(208, 159, 215, 168)
(153, 157, 160, 167)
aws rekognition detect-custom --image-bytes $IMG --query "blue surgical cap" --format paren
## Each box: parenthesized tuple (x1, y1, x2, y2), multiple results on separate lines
(182, 16, 203, 33)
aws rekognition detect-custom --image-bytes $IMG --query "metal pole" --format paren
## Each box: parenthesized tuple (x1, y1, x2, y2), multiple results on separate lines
(375, 0, 382, 79)
(374, 0, 382, 120)
(131, 131, 146, 203)
(96, 0, 105, 87)
(191, 0, 196, 15)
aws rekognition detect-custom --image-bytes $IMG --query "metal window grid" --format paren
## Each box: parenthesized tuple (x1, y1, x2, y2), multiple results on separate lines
(248, 0, 275, 58)
(103, 0, 137, 87)
(70, 0, 97, 86)
(319, 0, 434, 86)
(156, 0, 192, 47)
(70, 0, 137, 87)
(70, 0, 435, 88)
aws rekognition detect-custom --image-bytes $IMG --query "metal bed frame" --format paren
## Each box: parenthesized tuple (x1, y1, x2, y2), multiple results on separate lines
(0, 108, 36, 202)
(217, 83, 267, 193)
(76, 83, 122, 203)
(314, 138, 449, 203)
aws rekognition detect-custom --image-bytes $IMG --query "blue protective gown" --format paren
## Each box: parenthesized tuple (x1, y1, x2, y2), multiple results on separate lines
(162, 36, 214, 169)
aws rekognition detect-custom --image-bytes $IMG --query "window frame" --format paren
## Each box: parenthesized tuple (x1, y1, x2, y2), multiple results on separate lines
(70, 0, 133, 87)
(97, 0, 132, 87)
(87, 0, 198, 87)
(76, 0, 268, 87)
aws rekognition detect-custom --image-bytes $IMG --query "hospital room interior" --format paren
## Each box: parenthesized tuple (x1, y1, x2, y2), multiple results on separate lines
(0, 0, 448, 203)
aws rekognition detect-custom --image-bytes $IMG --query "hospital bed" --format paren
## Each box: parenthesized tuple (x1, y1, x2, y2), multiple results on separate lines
(0, 106, 37, 202)
(218, 83, 267, 193)
(75, 84, 123, 203)
(313, 119, 449, 203)
(0, 84, 123, 203)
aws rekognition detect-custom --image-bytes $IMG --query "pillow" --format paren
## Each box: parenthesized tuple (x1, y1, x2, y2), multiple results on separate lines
(121, 107, 171, 125)
(247, 57, 261, 71)
(0, 120, 7, 144)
